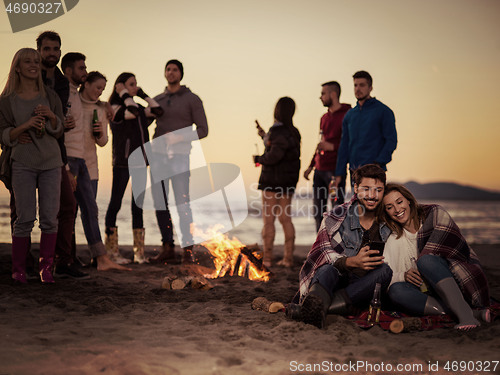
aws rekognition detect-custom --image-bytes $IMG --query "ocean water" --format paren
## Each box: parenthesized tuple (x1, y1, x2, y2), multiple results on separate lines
(1, 194, 499, 247)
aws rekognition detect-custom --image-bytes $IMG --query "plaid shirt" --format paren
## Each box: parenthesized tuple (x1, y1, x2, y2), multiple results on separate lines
(418, 205, 490, 307)
(295, 195, 390, 303)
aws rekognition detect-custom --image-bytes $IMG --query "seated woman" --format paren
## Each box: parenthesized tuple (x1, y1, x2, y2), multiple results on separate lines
(382, 183, 490, 330)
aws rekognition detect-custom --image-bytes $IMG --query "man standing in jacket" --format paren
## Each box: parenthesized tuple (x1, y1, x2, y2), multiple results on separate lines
(303, 81, 351, 231)
(333, 71, 397, 189)
(149, 59, 209, 265)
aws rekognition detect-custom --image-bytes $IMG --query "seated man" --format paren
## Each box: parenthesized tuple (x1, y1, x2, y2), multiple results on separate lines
(289, 164, 392, 328)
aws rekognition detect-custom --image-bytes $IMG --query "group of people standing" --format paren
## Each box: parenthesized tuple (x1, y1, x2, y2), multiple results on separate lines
(0, 30, 208, 283)
(253, 72, 490, 331)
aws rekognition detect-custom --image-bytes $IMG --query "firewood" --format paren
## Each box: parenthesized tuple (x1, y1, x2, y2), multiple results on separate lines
(171, 277, 189, 290)
(251, 297, 285, 313)
(161, 276, 176, 290)
(389, 317, 423, 334)
(191, 276, 214, 290)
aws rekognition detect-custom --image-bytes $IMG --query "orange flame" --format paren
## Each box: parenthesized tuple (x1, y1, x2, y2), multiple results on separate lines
(197, 225, 270, 282)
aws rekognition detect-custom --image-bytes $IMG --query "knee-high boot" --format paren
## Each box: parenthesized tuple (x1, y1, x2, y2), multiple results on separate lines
(12, 236, 30, 283)
(39, 232, 57, 283)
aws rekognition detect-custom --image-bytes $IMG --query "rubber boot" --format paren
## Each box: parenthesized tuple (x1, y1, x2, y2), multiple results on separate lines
(434, 277, 480, 329)
(133, 228, 147, 264)
(105, 227, 131, 265)
(301, 283, 332, 329)
(39, 232, 57, 283)
(149, 243, 177, 264)
(11, 236, 30, 284)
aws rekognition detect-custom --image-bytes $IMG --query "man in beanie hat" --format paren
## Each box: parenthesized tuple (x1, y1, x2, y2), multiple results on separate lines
(149, 59, 209, 265)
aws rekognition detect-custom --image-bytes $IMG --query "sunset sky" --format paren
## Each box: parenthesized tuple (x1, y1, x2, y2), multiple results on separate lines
(1, 0, 499, 199)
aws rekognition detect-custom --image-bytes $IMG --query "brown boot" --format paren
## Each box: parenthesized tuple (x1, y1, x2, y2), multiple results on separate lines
(149, 243, 177, 264)
(182, 245, 195, 264)
(105, 227, 131, 265)
(133, 228, 148, 264)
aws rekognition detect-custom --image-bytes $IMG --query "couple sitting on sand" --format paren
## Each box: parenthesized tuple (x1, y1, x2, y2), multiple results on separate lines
(288, 164, 491, 330)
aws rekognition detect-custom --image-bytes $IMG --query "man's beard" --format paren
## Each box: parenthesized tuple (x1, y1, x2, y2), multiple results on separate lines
(42, 58, 58, 69)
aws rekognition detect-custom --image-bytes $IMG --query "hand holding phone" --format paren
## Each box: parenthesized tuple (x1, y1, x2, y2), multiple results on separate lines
(369, 241, 385, 257)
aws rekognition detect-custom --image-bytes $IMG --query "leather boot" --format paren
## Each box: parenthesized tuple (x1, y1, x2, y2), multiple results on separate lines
(39, 232, 57, 283)
(11, 236, 30, 284)
(149, 243, 177, 264)
(327, 290, 352, 315)
(182, 245, 195, 264)
(301, 283, 332, 329)
(105, 227, 131, 265)
(133, 228, 147, 264)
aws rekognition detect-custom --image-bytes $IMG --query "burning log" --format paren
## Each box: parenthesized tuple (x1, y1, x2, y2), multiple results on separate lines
(251, 297, 285, 313)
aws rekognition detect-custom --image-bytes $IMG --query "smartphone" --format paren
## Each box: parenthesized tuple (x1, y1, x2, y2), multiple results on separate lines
(369, 241, 385, 257)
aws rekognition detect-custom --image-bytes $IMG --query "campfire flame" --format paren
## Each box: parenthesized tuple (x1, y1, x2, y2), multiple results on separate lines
(197, 225, 271, 282)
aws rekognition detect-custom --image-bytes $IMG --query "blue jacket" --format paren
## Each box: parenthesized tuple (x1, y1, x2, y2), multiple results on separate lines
(335, 97, 397, 175)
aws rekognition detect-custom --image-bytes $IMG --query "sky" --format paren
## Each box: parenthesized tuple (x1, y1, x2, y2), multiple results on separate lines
(1, 0, 499, 200)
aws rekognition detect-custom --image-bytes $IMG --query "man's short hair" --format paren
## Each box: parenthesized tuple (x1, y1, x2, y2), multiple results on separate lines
(322, 81, 341, 98)
(352, 164, 386, 186)
(36, 31, 61, 49)
(61, 52, 86, 73)
(352, 70, 373, 87)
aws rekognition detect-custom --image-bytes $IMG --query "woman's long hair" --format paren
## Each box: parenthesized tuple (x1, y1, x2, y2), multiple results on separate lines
(108, 72, 135, 105)
(274, 96, 301, 143)
(382, 183, 425, 238)
(1, 48, 45, 98)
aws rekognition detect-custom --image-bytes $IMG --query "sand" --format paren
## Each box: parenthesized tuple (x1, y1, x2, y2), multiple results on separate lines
(0, 243, 499, 375)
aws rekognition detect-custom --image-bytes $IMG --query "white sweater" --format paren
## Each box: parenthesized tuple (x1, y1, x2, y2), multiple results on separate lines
(384, 229, 419, 286)
(80, 97, 108, 180)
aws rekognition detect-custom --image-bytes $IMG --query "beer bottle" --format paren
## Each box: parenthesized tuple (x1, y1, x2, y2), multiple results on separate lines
(254, 143, 261, 167)
(367, 283, 382, 325)
(318, 129, 325, 155)
(92, 109, 100, 138)
(410, 257, 429, 293)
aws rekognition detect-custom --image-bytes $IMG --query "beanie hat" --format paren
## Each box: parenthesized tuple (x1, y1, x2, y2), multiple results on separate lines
(165, 59, 184, 80)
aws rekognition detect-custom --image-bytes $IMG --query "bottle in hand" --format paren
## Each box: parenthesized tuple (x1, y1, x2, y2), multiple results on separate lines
(366, 283, 382, 325)
(92, 109, 100, 138)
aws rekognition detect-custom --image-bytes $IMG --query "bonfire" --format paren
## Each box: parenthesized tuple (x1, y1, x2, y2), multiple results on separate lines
(196, 225, 271, 282)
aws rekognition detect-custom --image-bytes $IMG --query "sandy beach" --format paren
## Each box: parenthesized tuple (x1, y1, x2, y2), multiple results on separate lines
(0, 242, 499, 375)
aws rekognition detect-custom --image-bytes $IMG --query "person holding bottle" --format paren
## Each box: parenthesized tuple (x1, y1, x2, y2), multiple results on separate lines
(0, 48, 64, 283)
(105, 72, 163, 264)
(254, 97, 301, 268)
(62, 53, 128, 271)
(382, 183, 490, 330)
(303, 81, 350, 231)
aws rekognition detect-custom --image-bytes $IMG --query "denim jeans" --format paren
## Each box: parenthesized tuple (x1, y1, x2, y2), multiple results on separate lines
(152, 154, 193, 247)
(311, 263, 392, 307)
(388, 254, 454, 314)
(313, 170, 346, 231)
(67, 157, 102, 247)
(11, 161, 61, 237)
(105, 166, 143, 229)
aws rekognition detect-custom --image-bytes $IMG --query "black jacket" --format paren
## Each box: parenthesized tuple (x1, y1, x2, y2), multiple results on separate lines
(110, 105, 153, 167)
(255, 124, 301, 192)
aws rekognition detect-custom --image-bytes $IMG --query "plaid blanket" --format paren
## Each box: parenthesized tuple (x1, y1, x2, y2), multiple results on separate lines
(294, 196, 358, 303)
(417, 205, 490, 307)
